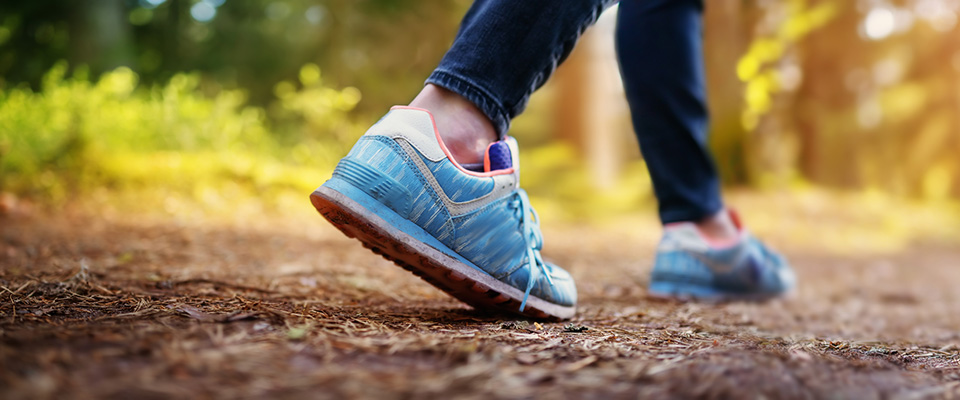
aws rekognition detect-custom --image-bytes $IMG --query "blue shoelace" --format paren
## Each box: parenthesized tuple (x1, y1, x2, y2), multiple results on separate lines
(509, 189, 554, 311)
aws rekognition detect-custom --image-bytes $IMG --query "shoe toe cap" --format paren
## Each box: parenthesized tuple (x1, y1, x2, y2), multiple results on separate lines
(542, 263, 577, 307)
(762, 257, 796, 294)
(502, 262, 578, 307)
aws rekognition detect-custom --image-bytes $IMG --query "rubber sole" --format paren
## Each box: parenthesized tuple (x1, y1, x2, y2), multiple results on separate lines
(648, 280, 791, 302)
(309, 184, 576, 320)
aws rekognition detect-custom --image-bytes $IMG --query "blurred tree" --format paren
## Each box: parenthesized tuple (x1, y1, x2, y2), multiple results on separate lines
(767, 0, 960, 198)
(704, 0, 758, 185)
(0, 0, 469, 112)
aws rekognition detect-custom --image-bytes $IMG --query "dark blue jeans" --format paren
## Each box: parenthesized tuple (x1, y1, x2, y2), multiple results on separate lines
(426, 0, 722, 224)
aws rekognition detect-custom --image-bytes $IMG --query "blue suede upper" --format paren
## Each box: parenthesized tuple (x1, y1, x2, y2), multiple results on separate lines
(330, 134, 575, 307)
(650, 226, 795, 297)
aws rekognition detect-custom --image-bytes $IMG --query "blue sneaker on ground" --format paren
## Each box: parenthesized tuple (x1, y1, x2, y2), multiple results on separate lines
(310, 107, 576, 319)
(648, 211, 796, 300)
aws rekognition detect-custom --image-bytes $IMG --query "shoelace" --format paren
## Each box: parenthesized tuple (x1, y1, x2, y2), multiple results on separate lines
(509, 189, 554, 311)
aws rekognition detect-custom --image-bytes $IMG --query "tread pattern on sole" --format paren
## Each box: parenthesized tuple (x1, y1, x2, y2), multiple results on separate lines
(310, 190, 568, 320)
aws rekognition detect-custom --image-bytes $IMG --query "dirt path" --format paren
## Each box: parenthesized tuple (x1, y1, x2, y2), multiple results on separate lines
(2, 211, 959, 399)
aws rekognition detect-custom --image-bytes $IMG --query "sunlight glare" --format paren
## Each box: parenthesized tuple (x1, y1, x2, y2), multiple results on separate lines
(190, 2, 217, 23)
(864, 7, 896, 40)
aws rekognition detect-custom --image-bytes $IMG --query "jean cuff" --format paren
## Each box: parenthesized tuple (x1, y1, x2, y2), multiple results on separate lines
(425, 70, 511, 138)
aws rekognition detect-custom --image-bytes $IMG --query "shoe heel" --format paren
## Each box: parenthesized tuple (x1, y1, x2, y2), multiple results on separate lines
(331, 158, 413, 217)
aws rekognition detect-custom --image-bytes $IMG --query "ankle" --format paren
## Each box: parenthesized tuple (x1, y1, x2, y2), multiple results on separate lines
(691, 209, 740, 243)
(409, 85, 497, 165)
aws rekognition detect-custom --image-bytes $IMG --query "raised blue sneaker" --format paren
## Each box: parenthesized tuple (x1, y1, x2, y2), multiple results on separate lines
(310, 106, 576, 319)
(648, 211, 796, 300)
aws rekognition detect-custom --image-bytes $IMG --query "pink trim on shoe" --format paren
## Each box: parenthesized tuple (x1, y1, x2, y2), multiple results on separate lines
(390, 106, 515, 178)
(483, 142, 496, 173)
(727, 208, 744, 231)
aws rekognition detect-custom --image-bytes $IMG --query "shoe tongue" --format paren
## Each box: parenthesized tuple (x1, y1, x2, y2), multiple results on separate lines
(484, 136, 521, 175)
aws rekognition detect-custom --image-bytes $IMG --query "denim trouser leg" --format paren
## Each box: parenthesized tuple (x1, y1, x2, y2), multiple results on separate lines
(428, 0, 723, 224)
(616, 0, 723, 223)
(427, 0, 617, 137)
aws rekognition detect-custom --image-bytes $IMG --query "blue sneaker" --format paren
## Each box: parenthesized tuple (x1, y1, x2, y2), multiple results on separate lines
(648, 211, 796, 300)
(310, 106, 576, 319)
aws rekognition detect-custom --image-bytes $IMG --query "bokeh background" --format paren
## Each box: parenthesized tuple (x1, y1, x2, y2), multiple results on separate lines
(2, 0, 960, 251)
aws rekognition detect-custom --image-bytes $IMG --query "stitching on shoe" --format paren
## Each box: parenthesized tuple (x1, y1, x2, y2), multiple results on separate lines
(394, 138, 511, 217)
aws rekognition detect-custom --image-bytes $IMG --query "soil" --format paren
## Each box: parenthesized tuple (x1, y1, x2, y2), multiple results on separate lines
(2, 208, 959, 399)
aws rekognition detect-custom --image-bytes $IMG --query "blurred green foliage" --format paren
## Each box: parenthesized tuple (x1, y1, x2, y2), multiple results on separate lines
(0, 0, 467, 111)
(518, 142, 656, 221)
(737, 1, 838, 132)
(0, 62, 360, 206)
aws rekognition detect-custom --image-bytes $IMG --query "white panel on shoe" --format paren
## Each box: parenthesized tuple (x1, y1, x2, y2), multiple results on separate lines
(364, 108, 447, 162)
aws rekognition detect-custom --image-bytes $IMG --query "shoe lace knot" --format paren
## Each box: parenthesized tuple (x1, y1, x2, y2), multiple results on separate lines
(508, 189, 554, 312)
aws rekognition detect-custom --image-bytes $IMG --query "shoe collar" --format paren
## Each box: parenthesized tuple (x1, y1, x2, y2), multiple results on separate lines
(390, 106, 516, 178)
(664, 209, 747, 250)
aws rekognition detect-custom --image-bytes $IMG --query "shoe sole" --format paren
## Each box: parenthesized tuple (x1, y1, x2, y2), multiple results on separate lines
(310, 183, 575, 320)
(648, 280, 792, 302)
